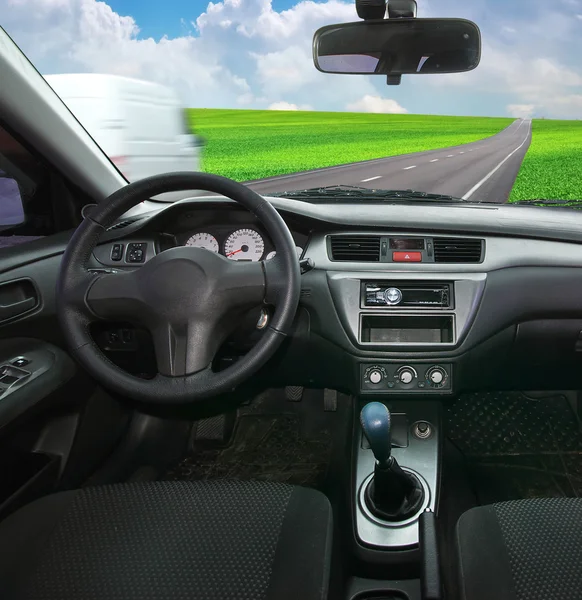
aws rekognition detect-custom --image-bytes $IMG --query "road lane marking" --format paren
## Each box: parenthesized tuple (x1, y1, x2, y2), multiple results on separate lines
(403, 166, 417, 170)
(462, 120, 532, 200)
(468, 149, 473, 151)
(515, 119, 524, 133)
(459, 151, 465, 154)
(447, 155, 454, 157)
(247, 124, 516, 185)
(430, 159, 439, 162)
(361, 176, 382, 182)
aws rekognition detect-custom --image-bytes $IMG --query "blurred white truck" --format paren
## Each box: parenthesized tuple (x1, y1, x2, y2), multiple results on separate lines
(44, 74, 203, 185)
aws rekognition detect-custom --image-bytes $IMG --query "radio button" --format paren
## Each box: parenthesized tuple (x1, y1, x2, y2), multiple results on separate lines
(393, 251, 422, 262)
(384, 287, 402, 305)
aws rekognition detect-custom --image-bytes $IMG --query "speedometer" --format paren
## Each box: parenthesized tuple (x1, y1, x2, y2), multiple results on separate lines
(185, 233, 219, 252)
(224, 229, 265, 261)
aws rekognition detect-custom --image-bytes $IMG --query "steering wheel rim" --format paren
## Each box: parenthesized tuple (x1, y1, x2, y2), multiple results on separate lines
(56, 172, 301, 404)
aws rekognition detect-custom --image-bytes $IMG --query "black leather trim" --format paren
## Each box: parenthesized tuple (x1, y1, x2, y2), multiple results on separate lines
(456, 505, 517, 600)
(266, 486, 333, 600)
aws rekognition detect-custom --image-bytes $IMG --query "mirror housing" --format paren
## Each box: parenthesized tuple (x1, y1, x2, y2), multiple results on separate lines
(313, 18, 481, 76)
(0, 171, 25, 227)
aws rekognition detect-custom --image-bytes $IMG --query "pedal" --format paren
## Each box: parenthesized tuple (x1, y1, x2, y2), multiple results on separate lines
(285, 386, 304, 402)
(190, 414, 229, 448)
(323, 388, 338, 412)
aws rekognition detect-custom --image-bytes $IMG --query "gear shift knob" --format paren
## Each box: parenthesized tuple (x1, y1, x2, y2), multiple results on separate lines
(360, 402, 392, 467)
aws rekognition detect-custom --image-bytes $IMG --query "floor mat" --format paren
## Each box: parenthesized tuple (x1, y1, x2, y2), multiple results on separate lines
(165, 390, 336, 489)
(446, 392, 582, 503)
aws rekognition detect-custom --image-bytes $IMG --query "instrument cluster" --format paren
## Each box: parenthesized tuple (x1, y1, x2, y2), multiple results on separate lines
(181, 227, 303, 262)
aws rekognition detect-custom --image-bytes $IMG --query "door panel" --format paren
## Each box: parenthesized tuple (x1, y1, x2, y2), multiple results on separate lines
(0, 235, 129, 518)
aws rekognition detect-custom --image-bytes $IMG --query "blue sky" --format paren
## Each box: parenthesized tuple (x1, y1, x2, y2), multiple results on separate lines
(3, 0, 582, 118)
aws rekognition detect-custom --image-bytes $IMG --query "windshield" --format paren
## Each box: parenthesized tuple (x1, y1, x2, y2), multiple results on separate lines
(2, 0, 581, 208)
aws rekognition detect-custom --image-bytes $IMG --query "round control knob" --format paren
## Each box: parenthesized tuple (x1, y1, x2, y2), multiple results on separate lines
(369, 369, 383, 384)
(398, 367, 416, 385)
(426, 366, 447, 387)
(384, 287, 402, 306)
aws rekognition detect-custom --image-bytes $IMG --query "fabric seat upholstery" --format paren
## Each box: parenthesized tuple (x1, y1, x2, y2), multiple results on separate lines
(0, 480, 333, 600)
(456, 498, 582, 600)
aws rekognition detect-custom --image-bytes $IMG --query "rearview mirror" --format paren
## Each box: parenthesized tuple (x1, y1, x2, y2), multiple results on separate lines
(313, 18, 481, 75)
(0, 172, 25, 226)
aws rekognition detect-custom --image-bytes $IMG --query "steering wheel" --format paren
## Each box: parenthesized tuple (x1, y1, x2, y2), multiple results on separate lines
(56, 172, 301, 403)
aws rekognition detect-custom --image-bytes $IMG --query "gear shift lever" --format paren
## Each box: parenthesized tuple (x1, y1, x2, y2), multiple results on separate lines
(360, 402, 424, 521)
(360, 401, 393, 467)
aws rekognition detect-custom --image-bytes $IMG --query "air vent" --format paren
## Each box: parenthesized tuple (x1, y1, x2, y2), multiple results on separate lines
(107, 217, 140, 231)
(433, 238, 483, 263)
(330, 236, 381, 262)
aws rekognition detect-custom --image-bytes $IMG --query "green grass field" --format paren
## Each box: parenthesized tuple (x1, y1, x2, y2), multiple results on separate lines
(187, 109, 513, 181)
(509, 120, 582, 202)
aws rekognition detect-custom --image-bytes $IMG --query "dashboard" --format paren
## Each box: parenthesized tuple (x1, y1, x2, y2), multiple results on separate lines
(91, 196, 582, 398)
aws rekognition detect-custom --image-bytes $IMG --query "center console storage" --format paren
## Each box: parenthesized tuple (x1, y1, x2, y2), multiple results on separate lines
(360, 315, 454, 345)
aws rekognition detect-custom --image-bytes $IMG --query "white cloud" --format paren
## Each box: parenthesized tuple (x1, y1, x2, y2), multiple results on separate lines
(4, 0, 582, 118)
(507, 104, 535, 118)
(346, 95, 408, 114)
(2, 0, 378, 112)
(268, 101, 312, 110)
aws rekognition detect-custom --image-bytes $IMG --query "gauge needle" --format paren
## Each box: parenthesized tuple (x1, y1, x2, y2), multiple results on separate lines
(226, 248, 243, 257)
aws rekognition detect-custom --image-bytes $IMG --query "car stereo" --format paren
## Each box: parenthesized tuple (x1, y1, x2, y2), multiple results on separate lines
(363, 282, 452, 308)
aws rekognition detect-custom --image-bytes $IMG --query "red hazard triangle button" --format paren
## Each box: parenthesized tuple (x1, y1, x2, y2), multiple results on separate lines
(393, 252, 422, 262)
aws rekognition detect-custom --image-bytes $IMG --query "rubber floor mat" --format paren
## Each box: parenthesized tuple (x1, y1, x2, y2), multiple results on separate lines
(165, 413, 333, 489)
(446, 392, 582, 502)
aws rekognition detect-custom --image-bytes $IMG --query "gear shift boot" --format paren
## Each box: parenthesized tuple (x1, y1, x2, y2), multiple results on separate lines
(365, 459, 424, 521)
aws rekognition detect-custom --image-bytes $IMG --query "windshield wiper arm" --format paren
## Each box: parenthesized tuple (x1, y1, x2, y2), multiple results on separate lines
(511, 199, 582, 208)
(272, 186, 468, 202)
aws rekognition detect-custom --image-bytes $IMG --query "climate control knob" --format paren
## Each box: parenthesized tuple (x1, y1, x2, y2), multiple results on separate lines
(397, 367, 417, 385)
(426, 366, 447, 388)
(369, 369, 383, 385)
(364, 365, 387, 386)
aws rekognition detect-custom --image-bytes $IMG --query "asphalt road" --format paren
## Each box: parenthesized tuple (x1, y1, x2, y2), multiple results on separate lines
(246, 118, 532, 203)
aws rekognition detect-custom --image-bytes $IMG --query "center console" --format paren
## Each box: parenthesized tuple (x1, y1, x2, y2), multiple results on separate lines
(354, 400, 440, 550)
(326, 271, 486, 397)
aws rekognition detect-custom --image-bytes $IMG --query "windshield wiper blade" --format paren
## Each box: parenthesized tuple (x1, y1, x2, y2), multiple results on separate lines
(511, 199, 582, 208)
(273, 186, 468, 202)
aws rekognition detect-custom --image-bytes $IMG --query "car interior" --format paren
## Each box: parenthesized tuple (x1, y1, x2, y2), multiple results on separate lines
(2, 5, 582, 600)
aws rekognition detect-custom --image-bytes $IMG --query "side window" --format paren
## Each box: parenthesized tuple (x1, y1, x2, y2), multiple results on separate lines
(0, 123, 60, 248)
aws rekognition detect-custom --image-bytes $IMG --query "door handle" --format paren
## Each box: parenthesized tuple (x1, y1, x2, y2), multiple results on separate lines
(0, 297, 36, 320)
(0, 278, 39, 322)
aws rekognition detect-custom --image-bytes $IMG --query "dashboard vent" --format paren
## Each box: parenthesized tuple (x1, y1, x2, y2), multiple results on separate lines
(107, 217, 141, 231)
(434, 237, 483, 263)
(330, 236, 380, 262)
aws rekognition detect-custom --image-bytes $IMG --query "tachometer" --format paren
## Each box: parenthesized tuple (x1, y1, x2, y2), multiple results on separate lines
(224, 229, 265, 261)
(185, 233, 219, 252)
